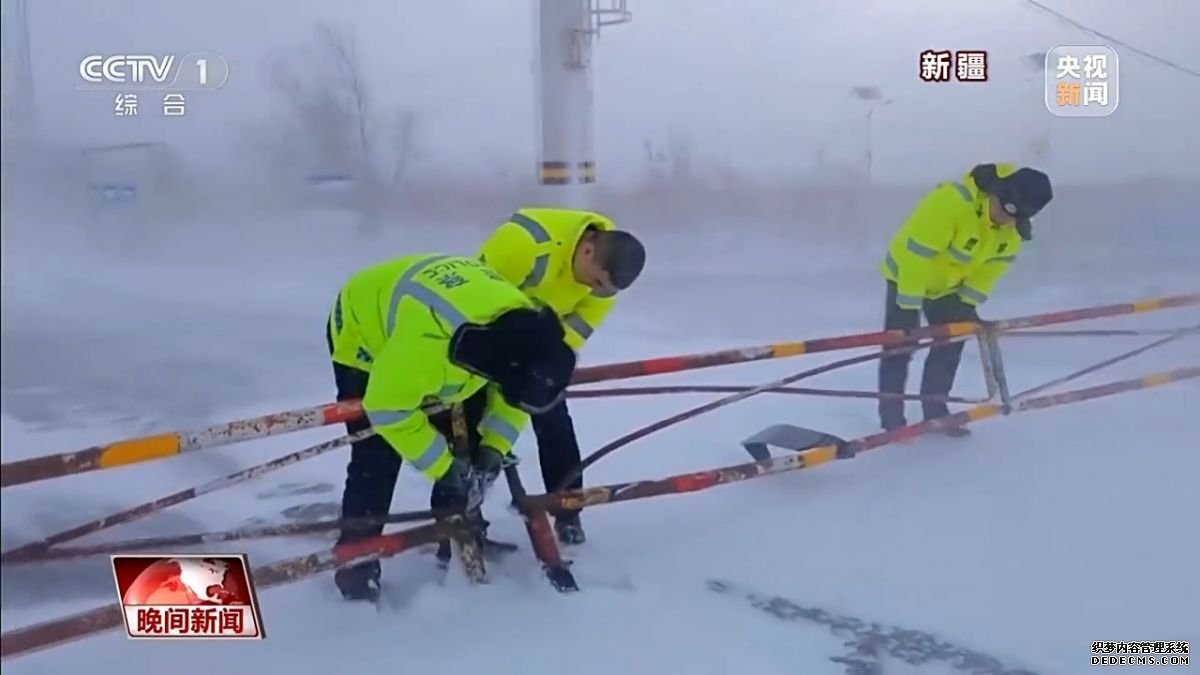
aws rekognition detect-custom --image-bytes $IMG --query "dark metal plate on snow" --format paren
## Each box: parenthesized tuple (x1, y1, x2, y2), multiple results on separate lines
(741, 424, 847, 461)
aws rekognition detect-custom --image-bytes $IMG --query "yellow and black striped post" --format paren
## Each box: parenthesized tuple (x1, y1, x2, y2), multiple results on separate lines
(537, 160, 595, 185)
(537, 161, 570, 185)
(577, 160, 595, 184)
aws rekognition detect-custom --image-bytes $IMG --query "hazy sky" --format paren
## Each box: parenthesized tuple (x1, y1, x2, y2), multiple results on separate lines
(16, 0, 1200, 184)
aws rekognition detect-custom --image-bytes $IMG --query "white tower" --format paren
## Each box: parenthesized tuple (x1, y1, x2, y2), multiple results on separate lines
(2, 0, 35, 237)
(1, 0, 35, 144)
(534, 0, 630, 207)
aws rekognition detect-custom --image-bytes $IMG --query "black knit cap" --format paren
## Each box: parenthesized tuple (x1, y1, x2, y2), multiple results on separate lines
(597, 230, 646, 290)
(449, 306, 576, 414)
(997, 167, 1053, 221)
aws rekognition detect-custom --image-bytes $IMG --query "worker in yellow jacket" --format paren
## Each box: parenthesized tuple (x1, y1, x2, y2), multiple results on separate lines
(479, 208, 646, 545)
(325, 253, 576, 601)
(878, 163, 1053, 434)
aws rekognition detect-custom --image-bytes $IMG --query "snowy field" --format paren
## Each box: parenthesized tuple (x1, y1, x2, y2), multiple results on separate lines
(2, 214, 1198, 675)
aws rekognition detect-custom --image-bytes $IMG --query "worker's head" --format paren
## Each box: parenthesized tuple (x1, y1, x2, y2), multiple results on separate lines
(972, 164, 1053, 240)
(573, 227, 646, 296)
(448, 305, 576, 414)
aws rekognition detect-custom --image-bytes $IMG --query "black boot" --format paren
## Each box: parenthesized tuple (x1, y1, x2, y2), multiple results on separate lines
(334, 560, 381, 602)
(554, 513, 586, 545)
(435, 539, 453, 568)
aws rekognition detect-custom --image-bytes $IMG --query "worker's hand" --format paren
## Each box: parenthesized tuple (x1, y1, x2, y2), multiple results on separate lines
(471, 446, 508, 499)
(431, 457, 475, 511)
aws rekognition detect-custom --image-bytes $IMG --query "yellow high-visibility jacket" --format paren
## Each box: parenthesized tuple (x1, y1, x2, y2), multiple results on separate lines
(327, 253, 535, 480)
(478, 208, 617, 352)
(880, 164, 1024, 310)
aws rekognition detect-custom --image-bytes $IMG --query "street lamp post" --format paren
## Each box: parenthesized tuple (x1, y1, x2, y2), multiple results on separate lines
(865, 98, 894, 184)
(850, 85, 894, 184)
(1022, 52, 1051, 163)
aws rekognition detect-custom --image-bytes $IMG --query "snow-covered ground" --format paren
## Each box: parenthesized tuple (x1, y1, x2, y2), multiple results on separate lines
(2, 216, 1198, 675)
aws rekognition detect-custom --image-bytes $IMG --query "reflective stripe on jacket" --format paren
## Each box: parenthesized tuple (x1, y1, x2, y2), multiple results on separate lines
(327, 254, 534, 479)
(880, 164, 1024, 309)
(478, 208, 617, 351)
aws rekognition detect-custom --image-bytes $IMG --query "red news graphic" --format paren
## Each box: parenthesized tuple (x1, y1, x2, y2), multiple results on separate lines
(110, 554, 264, 639)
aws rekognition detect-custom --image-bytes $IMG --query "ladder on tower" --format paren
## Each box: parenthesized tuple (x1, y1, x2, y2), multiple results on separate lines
(590, 0, 631, 31)
(570, 0, 631, 68)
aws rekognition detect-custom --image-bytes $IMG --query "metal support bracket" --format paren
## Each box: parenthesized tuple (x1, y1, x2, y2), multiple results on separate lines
(977, 323, 1013, 413)
(741, 424, 854, 461)
(451, 518, 488, 584)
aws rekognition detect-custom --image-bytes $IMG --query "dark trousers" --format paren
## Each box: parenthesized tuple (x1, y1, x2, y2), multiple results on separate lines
(531, 399, 583, 517)
(877, 282, 978, 428)
(328, 325, 485, 546)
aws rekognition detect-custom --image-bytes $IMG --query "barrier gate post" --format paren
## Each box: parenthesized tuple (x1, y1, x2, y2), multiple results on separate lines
(977, 324, 1013, 412)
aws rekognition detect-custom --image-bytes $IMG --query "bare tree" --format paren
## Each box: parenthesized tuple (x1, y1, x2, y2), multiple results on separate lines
(389, 109, 418, 189)
(666, 128, 693, 181)
(264, 21, 419, 231)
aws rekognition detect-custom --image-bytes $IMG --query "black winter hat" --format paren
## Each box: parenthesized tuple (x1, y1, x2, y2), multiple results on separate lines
(997, 167, 1053, 222)
(971, 164, 1052, 241)
(449, 306, 576, 414)
(598, 230, 646, 290)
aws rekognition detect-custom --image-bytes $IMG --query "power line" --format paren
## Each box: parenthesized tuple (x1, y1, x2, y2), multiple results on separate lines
(1020, 0, 1200, 79)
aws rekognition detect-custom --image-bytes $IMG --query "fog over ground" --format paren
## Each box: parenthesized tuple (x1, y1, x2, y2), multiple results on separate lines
(13, 0, 1200, 180)
(3, 0, 1197, 287)
(1, 3, 1197, 674)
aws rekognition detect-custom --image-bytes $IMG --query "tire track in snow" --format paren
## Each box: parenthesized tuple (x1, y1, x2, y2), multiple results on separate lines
(708, 579, 1043, 675)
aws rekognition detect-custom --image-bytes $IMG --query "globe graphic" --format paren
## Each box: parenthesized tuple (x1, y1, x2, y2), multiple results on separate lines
(122, 557, 247, 605)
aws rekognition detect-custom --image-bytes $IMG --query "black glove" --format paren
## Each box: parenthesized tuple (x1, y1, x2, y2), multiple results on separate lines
(471, 446, 507, 499)
(430, 448, 510, 512)
(430, 457, 475, 511)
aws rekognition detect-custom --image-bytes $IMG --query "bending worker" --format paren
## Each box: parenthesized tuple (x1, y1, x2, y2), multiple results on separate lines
(479, 208, 646, 545)
(325, 253, 576, 601)
(878, 163, 1053, 434)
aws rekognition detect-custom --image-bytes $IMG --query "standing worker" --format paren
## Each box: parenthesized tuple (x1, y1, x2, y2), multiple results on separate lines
(479, 208, 646, 545)
(326, 253, 576, 602)
(877, 163, 1053, 434)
